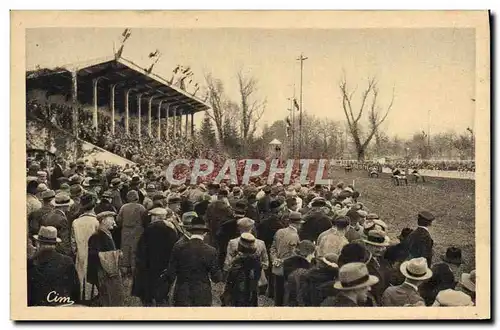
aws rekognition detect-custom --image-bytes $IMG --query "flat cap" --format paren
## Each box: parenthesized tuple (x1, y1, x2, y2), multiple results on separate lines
(418, 211, 435, 222)
(236, 217, 255, 228)
(96, 211, 117, 221)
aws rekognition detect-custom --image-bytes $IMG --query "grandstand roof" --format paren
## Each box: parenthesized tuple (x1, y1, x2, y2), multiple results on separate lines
(26, 56, 210, 116)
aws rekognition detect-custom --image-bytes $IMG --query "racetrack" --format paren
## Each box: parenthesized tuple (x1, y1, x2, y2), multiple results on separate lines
(328, 166, 476, 274)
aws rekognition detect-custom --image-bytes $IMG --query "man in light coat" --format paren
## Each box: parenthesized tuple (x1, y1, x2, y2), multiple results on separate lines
(316, 216, 349, 257)
(269, 211, 304, 306)
(71, 193, 99, 302)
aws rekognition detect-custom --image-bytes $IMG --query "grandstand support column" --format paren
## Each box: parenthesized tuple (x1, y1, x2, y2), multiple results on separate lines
(185, 111, 188, 138)
(137, 93, 143, 138)
(71, 70, 78, 138)
(191, 112, 194, 137)
(157, 100, 163, 141)
(147, 96, 154, 137)
(165, 103, 170, 140)
(125, 89, 133, 134)
(92, 77, 102, 132)
(173, 106, 177, 139)
(110, 84, 117, 135)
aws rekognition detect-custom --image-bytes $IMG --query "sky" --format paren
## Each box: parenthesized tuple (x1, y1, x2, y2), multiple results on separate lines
(26, 27, 476, 138)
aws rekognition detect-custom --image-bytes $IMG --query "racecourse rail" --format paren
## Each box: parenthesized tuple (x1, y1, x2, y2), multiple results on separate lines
(330, 160, 475, 180)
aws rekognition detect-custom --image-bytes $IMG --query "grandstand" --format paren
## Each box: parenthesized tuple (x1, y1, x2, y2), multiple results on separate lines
(26, 55, 210, 143)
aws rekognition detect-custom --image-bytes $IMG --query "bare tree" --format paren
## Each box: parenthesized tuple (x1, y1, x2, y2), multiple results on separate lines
(339, 74, 394, 161)
(204, 73, 227, 142)
(237, 71, 266, 150)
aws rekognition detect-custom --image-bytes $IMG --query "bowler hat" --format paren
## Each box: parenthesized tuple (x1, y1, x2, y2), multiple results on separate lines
(187, 217, 209, 232)
(33, 226, 62, 244)
(80, 193, 96, 210)
(311, 197, 327, 207)
(441, 247, 463, 265)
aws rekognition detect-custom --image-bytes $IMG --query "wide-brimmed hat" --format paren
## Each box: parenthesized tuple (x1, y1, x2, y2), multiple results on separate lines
(149, 207, 168, 217)
(50, 193, 74, 207)
(187, 216, 209, 232)
(311, 197, 327, 207)
(33, 226, 62, 244)
(69, 175, 82, 185)
(363, 229, 391, 247)
(110, 178, 122, 188)
(400, 257, 433, 281)
(146, 184, 156, 193)
(460, 270, 476, 292)
(334, 262, 379, 290)
(40, 189, 55, 200)
(233, 200, 248, 216)
(432, 289, 473, 306)
(289, 211, 305, 224)
(126, 190, 139, 203)
(36, 183, 48, 193)
(236, 217, 255, 229)
(130, 175, 142, 185)
(441, 247, 463, 265)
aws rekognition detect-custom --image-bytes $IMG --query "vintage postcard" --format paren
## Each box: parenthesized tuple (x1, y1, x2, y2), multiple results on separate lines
(11, 10, 490, 320)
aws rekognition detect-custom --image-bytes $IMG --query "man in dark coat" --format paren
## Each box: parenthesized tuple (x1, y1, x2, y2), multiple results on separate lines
(404, 211, 435, 265)
(132, 207, 179, 306)
(205, 198, 233, 248)
(257, 185, 272, 214)
(28, 190, 55, 237)
(215, 210, 240, 269)
(27, 226, 80, 306)
(283, 240, 315, 306)
(363, 229, 392, 306)
(298, 254, 339, 306)
(167, 217, 222, 306)
(50, 156, 65, 191)
(299, 198, 332, 243)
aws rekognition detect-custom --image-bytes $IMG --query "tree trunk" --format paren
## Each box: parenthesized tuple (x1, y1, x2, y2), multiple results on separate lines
(357, 148, 365, 161)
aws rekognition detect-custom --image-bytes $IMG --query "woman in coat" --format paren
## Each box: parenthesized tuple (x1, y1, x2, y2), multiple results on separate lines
(87, 211, 125, 306)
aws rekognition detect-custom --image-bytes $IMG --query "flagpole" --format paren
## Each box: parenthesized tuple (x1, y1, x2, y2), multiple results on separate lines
(292, 84, 296, 159)
(297, 53, 308, 158)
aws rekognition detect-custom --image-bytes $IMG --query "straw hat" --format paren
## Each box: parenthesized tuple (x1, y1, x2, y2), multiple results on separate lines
(50, 193, 74, 207)
(334, 262, 379, 290)
(400, 257, 433, 281)
(432, 289, 474, 306)
(363, 229, 391, 247)
(460, 270, 476, 292)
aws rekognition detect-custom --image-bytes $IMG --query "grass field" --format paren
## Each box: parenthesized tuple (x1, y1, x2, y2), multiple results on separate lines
(123, 167, 475, 307)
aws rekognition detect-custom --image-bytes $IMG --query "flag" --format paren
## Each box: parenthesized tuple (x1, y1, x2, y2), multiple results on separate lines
(149, 50, 159, 58)
(293, 98, 300, 111)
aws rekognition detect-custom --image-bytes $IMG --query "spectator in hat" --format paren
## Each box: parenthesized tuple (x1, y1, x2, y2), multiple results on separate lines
(233, 200, 248, 220)
(316, 216, 350, 258)
(363, 229, 392, 305)
(167, 217, 222, 306)
(458, 270, 475, 304)
(129, 175, 145, 204)
(321, 262, 379, 307)
(87, 211, 125, 306)
(419, 263, 457, 306)
(382, 257, 432, 306)
(108, 178, 123, 212)
(405, 211, 435, 265)
(245, 192, 261, 225)
(27, 226, 80, 306)
(57, 182, 70, 195)
(71, 193, 99, 303)
(222, 233, 262, 307)
(43, 192, 74, 256)
(27, 180, 42, 218)
(36, 183, 48, 201)
(257, 185, 272, 214)
(142, 184, 157, 210)
(331, 182, 345, 199)
(205, 192, 233, 248)
(28, 189, 55, 237)
(432, 288, 474, 306)
(95, 190, 119, 248)
(50, 156, 65, 190)
(345, 209, 364, 243)
(132, 208, 179, 306)
(116, 190, 147, 278)
(283, 240, 316, 306)
(297, 253, 339, 306)
(269, 211, 304, 306)
(441, 247, 463, 281)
